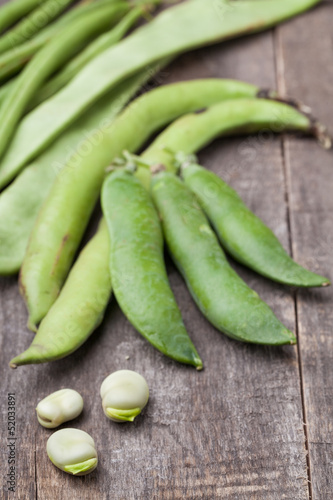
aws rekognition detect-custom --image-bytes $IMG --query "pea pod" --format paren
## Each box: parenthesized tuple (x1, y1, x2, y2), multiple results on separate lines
(18, 79, 262, 329)
(0, 0, 77, 56)
(101, 169, 203, 368)
(10, 220, 111, 367)
(0, 1, 130, 161)
(0, 0, 47, 34)
(0, 67, 153, 275)
(150, 171, 296, 346)
(0, 0, 322, 185)
(180, 163, 330, 288)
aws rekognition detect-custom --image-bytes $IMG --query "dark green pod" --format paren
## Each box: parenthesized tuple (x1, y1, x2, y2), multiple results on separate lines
(181, 163, 330, 288)
(151, 172, 296, 346)
(101, 170, 203, 369)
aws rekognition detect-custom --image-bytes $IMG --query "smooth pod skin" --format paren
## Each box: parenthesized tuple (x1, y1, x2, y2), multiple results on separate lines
(19, 79, 260, 328)
(151, 172, 296, 346)
(0, 0, 76, 55)
(0, 63, 150, 275)
(0, 0, 122, 82)
(0, 0, 322, 183)
(36, 389, 83, 429)
(0, 0, 45, 33)
(0, 2, 130, 161)
(100, 370, 149, 422)
(101, 169, 203, 368)
(181, 163, 330, 288)
(47, 429, 98, 476)
(10, 220, 111, 367)
(141, 98, 317, 186)
(29, 5, 146, 110)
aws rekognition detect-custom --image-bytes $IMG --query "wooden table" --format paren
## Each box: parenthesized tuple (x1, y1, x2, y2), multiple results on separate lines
(1, 1, 333, 498)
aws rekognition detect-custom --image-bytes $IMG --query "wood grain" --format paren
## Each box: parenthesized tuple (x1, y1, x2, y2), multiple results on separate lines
(276, 2, 333, 498)
(1, 1, 332, 498)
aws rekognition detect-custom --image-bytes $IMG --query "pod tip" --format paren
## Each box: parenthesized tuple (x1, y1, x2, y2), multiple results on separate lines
(322, 280, 331, 288)
(9, 361, 17, 369)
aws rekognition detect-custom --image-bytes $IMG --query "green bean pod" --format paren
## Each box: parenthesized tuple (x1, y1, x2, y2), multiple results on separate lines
(0, 1, 130, 161)
(0, 0, 322, 184)
(18, 79, 261, 329)
(101, 169, 203, 369)
(181, 163, 330, 288)
(0, 0, 77, 55)
(0, 69, 150, 275)
(28, 5, 145, 110)
(150, 171, 296, 346)
(0, 0, 46, 34)
(10, 220, 111, 367)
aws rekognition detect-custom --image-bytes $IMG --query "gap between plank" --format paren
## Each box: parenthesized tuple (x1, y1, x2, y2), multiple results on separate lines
(273, 26, 313, 500)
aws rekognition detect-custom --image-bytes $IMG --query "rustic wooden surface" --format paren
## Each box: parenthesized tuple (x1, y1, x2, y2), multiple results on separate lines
(1, 1, 332, 499)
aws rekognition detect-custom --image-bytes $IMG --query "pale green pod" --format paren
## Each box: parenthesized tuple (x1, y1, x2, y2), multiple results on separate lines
(100, 370, 149, 422)
(47, 428, 98, 476)
(36, 389, 83, 429)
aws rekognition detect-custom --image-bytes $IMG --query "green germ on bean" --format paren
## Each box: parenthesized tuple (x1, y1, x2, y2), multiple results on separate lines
(18, 79, 261, 328)
(47, 429, 98, 476)
(101, 169, 203, 369)
(151, 171, 296, 346)
(180, 162, 330, 288)
(0, 1, 131, 161)
(100, 370, 149, 422)
(36, 389, 83, 429)
(10, 220, 111, 367)
(0, 0, 322, 185)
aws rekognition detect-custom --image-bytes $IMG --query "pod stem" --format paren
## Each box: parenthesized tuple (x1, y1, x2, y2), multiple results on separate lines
(257, 88, 332, 149)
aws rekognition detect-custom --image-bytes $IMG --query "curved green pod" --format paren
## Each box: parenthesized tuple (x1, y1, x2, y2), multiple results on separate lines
(0, 0, 322, 185)
(0, 0, 76, 56)
(0, 1, 130, 161)
(140, 98, 328, 188)
(150, 172, 296, 346)
(0, 0, 122, 82)
(28, 5, 146, 110)
(0, 0, 47, 34)
(181, 163, 330, 288)
(101, 169, 203, 369)
(10, 220, 111, 367)
(18, 79, 261, 329)
(0, 69, 151, 275)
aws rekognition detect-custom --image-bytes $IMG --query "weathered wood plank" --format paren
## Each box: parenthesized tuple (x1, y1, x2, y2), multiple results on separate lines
(0, 2, 319, 499)
(276, 2, 333, 498)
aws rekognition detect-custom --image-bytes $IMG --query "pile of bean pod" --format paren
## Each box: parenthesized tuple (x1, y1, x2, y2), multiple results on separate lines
(0, 0, 330, 370)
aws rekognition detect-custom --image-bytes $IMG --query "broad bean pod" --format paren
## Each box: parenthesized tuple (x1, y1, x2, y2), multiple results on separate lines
(0, 69, 151, 275)
(18, 79, 262, 329)
(28, 5, 146, 110)
(10, 220, 111, 367)
(0, 0, 322, 185)
(0, 0, 120, 82)
(0, 0, 76, 55)
(0, 1, 130, 160)
(150, 170, 296, 346)
(101, 169, 203, 368)
(180, 163, 330, 287)
(0, 0, 45, 34)
(0, 67, 160, 276)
